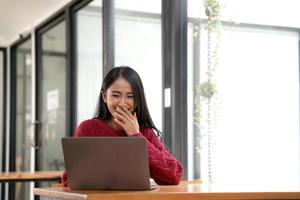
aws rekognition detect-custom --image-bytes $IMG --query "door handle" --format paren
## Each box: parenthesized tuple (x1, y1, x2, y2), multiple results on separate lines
(32, 120, 42, 149)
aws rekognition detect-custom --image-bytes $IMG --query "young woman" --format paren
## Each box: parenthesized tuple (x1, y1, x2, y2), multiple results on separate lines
(62, 66, 183, 186)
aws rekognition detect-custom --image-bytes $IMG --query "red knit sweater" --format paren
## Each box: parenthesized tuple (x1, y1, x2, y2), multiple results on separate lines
(62, 119, 184, 186)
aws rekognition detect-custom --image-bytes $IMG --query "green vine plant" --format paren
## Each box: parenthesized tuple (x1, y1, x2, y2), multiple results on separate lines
(193, 0, 222, 184)
(206, 0, 221, 77)
(193, 0, 221, 150)
(203, 0, 221, 33)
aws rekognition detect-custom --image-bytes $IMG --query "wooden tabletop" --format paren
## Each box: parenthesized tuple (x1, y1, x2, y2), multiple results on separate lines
(0, 171, 63, 183)
(33, 181, 300, 200)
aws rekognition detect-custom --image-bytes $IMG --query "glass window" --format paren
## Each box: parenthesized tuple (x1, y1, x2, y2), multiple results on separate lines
(219, 0, 300, 28)
(115, 0, 162, 131)
(188, 0, 300, 187)
(75, 0, 103, 124)
(188, 0, 300, 27)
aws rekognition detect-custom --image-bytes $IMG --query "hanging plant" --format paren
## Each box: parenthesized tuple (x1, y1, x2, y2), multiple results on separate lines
(193, 0, 222, 184)
(199, 81, 217, 99)
(204, 0, 221, 185)
(203, 0, 221, 33)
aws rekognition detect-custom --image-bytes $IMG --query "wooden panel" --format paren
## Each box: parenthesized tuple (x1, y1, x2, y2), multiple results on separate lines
(34, 187, 87, 200)
(0, 171, 63, 182)
(33, 181, 300, 200)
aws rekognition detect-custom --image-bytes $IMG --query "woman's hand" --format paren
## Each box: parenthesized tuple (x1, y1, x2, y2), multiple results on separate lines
(113, 106, 139, 136)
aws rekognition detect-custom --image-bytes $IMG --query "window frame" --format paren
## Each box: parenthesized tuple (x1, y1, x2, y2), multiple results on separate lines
(0, 47, 7, 200)
(162, 0, 188, 179)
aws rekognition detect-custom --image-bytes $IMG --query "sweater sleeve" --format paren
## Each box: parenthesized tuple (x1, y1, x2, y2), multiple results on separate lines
(132, 129, 184, 185)
(61, 171, 68, 187)
(73, 120, 92, 137)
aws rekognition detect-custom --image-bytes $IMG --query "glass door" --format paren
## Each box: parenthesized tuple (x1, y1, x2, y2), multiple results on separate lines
(36, 19, 66, 172)
(10, 38, 32, 200)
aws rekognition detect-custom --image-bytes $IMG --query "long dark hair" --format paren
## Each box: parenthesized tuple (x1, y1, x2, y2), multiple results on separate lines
(94, 66, 162, 138)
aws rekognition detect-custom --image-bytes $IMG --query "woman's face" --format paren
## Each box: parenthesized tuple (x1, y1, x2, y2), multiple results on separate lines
(103, 76, 135, 116)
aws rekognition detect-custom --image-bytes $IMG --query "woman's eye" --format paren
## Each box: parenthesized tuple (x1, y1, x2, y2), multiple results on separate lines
(128, 96, 134, 98)
(112, 94, 120, 98)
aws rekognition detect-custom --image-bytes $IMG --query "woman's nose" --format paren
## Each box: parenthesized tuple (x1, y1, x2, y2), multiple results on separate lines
(118, 97, 127, 107)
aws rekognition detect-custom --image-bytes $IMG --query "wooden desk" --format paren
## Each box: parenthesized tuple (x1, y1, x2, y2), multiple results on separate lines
(0, 171, 63, 183)
(34, 181, 300, 200)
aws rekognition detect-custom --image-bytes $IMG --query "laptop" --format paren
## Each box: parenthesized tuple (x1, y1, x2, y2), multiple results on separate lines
(61, 137, 158, 190)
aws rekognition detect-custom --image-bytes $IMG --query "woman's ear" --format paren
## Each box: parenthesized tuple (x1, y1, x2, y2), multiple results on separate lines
(102, 92, 107, 103)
